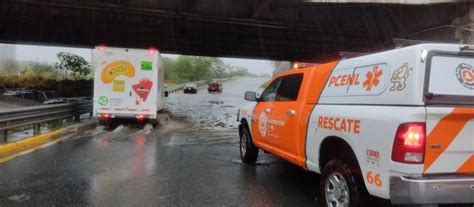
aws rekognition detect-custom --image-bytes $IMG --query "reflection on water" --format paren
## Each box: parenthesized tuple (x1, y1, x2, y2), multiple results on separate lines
(89, 133, 157, 206)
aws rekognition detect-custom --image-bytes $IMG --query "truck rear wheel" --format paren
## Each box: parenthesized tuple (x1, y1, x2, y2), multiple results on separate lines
(320, 160, 368, 207)
(98, 120, 110, 128)
(239, 126, 258, 164)
(149, 119, 158, 128)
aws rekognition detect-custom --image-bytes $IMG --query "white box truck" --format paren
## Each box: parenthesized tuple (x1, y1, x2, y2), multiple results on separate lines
(92, 46, 165, 126)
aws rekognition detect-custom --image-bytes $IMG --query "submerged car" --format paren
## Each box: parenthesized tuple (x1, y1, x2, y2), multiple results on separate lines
(183, 83, 198, 94)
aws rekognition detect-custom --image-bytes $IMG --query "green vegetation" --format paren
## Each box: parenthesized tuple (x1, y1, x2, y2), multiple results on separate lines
(0, 52, 92, 97)
(1, 59, 20, 74)
(47, 119, 63, 130)
(0, 52, 91, 87)
(55, 52, 91, 80)
(0, 61, 62, 89)
(164, 56, 254, 83)
(0, 53, 255, 96)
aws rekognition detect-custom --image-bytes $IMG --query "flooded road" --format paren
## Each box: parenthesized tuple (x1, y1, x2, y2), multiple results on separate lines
(164, 77, 264, 130)
(0, 77, 353, 206)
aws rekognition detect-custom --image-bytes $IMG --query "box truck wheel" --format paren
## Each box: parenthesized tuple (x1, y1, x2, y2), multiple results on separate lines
(98, 119, 111, 128)
(239, 126, 258, 164)
(320, 160, 368, 207)
(149, 119, 158, 128)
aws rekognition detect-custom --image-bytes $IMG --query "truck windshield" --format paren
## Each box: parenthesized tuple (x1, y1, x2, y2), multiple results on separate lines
(426, 52, 474, 105)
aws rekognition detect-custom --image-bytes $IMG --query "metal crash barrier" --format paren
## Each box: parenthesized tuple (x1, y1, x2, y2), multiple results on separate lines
(0, 101, 92, 143)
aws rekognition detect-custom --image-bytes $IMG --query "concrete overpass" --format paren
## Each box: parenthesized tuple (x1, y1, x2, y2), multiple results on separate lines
(0, 0, 472, 61)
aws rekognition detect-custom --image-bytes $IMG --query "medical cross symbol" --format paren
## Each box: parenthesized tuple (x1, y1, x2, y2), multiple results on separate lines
(363, 66, 383, 91)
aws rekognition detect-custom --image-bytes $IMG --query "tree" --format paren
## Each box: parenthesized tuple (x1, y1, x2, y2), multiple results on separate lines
(1, 59, 20, 74)
(211, 58, 227, 78)
(191, 57, 214, 81)
(174, 56, 194, 81)
(30, 62, 60, 80)
(163, 55, 254, 82)
(55, 52, 91, 80)
(163, 57, 176, 80)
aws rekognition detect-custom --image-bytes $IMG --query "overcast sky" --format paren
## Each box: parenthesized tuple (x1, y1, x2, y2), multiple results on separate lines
(14, 44, 274, 75)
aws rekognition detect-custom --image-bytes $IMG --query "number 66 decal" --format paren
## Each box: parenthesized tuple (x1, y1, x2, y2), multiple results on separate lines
(367, 171, 382, 187)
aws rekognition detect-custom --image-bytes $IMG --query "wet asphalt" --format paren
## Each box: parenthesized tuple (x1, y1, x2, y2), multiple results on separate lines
(0, 77, 323, 206)
(3, 77, 469, 207)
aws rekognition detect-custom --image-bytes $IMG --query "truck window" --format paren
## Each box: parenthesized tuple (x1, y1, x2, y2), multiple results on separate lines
(425, 52, 474, 105)
(260, 77, 283, 101)
(277, 74, 304, 101)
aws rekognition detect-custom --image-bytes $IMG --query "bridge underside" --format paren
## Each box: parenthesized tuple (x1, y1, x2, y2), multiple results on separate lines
(0, 0, 470, 61)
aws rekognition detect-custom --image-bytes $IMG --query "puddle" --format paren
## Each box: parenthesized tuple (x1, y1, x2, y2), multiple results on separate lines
(208, 100, 224, 105)
(165, 129, 237, 146)
(214, 157, 279, 166)
(8, 193, 30, 202)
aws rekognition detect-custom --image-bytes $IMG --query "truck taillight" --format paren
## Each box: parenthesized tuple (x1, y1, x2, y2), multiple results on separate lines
(148, 47, 157, 55)
(391, 123, 426, 164)
(136, 114, 147, 121)
(99, 44, 107, 52)
(100, 113, 110, 121)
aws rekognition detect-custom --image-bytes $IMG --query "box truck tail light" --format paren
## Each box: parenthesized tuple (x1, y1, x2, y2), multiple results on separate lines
(99, 44, 107, 52)
(392, 123, 426, 164)
(136, 114, 147, 121)
(100, 113, 111, 121)
(148, 47, 157, 55)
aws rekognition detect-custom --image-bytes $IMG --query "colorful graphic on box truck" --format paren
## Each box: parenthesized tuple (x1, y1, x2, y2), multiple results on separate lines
(92, 47, 165, 120)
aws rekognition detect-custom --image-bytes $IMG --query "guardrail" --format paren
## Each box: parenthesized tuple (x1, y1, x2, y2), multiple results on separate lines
(164, 78, 231, 94)
(164, 80, 208, 94)
(0, 101, 92, 143)
(0, 78, 232, 143)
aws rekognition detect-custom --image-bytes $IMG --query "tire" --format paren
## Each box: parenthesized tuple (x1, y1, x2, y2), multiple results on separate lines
(239, 125, 258, 164)
(149, 119, 158, 128)
(320, 160, 368, 207)
(98, 119, 110, 127)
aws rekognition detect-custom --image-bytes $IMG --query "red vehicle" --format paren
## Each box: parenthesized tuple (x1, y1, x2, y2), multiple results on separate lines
(208, 82, 223, 93)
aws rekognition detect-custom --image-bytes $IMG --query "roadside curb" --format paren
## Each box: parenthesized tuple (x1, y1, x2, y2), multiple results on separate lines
(0, 129, 64, 154)
(0, 119, 97, 161)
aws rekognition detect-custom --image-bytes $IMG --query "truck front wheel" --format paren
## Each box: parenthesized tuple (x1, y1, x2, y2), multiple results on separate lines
(320, 160, 368, 207)
(239, 126, 258, 164)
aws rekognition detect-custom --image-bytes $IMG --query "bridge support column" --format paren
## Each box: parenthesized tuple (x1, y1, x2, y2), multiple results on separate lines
(454, 2, 474, 44)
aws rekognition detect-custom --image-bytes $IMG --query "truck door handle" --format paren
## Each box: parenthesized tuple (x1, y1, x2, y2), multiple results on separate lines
(287, 110, 296, 116)
(264, 108, 271, 113)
